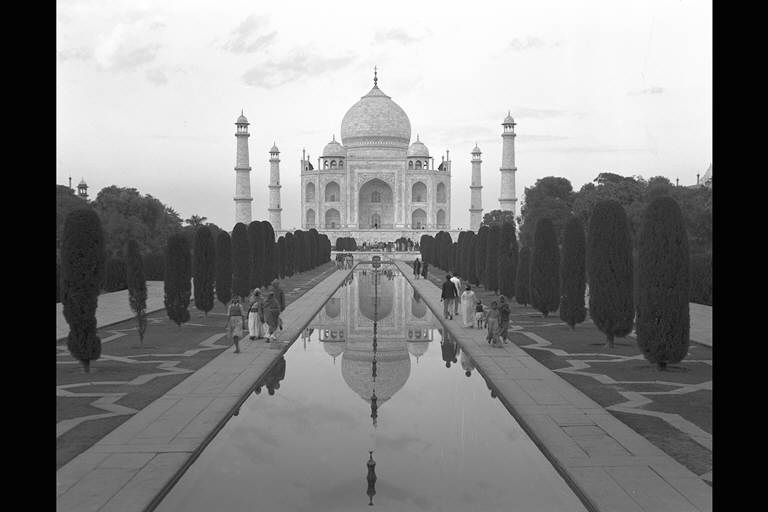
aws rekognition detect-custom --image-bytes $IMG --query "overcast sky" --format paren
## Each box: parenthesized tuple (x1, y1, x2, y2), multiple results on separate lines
(57, 0, 711, 231)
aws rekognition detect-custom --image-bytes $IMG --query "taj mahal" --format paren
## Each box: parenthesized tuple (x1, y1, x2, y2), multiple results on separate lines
(232, 69, 518, 243)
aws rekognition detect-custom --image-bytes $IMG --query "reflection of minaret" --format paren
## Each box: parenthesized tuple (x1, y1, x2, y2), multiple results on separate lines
(366, 450, 377, 506)
(499, 112, 517, 215)
(370, 268, 379, 428)
(469, 143, 483, 231)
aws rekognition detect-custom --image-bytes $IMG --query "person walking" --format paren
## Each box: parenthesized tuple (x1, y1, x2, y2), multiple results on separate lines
(421, 261, 429, 280)
(247, 288, 264, 340)
(263, 291, 282, 342)
(441, 274, 458, 320)
(460, 285, 477, 328)
(413, 258, 421, 279)
(450, 274, 462, 315)
(486, 301, 501, 347)
(498, 295, 511, 344)
(271, 279, 286, 312)
(226, 296, 245, 353)
(475, 300, 486, 329)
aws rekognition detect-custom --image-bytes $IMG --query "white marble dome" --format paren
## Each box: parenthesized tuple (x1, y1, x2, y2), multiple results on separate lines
(407, 136, 429, 157)
(341, 345, 411, 405)
(340, 85, 411, 148)
(322, 136, 346, 158)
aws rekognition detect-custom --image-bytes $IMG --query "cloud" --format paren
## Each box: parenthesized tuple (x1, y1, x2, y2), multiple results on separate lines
(373, 28, 423, 45)
(57, 47, 92, 62)
(526, 144, 651, 154)
(224, 14, 277, 53)
(145, 68, 168, 86)
(506, 36, 560, 51)
(628, 86, 665, 96)
(242, 52, 356, 88)
(511, 106, 587, 119)
(92, 17, 165, 71)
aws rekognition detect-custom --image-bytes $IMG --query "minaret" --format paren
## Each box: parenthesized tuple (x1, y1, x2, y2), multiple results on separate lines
(499, 111, 517, 214)
(234, 111, 253, 225)
(268, 142, 282, 230)
(77, 178, 89, 200)
(469, 143, 483, 231)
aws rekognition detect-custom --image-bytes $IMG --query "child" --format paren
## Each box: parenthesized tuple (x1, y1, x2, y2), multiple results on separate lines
(474, 300, 485, 329)
(486, 301, 501, 347)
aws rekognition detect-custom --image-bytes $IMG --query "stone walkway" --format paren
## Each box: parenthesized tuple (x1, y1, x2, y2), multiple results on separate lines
(395, 261, 711, 512)
(56, 267, 354, 512)
(57, 282, 166, 341)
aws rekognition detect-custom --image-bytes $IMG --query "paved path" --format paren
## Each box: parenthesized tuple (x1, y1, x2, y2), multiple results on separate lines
(395, 261, 711, 512)
(56, 267, 353, 512)
(57, 282, 166, 341)
(689, 303, 712, 347)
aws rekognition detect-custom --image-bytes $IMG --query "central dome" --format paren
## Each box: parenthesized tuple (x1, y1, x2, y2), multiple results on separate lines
(340, 84, 411, 148)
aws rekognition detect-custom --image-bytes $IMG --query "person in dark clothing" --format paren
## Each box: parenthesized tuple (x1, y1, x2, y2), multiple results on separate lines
(413, 258, 421, 279)
(271, 279, 286, 312)
(441, 334, 459, 368)
(498, 295, 511, 344)
(421, 261, 429, 280)
(440, 274, 458, 319)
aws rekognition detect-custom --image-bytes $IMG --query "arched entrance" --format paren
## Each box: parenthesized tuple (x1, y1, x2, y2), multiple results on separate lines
(436, 209, 446, 228)
(325, 208, 340, 229)
(358, 178, 394, 229)
(411, 208, 426, 229)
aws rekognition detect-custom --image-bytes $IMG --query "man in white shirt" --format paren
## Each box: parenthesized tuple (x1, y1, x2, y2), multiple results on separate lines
(450, 274, 462, 315)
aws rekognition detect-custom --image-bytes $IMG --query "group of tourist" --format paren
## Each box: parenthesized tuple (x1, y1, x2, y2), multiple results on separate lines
(411, 257, 429, 280)
(439, 273, 512, 348)
(335, 253, 354, 270)
(225, 279, 286, 353)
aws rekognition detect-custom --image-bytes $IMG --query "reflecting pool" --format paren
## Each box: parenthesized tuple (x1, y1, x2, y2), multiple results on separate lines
(155, 265, 587, 512)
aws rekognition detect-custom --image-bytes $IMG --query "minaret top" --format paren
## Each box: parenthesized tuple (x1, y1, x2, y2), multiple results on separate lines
(236, 110, 249, 125)
(472, 143, 481, 154)
(502, 111, 515, 126)
(373, 65, 378, 87)
(270, 142, 280, 154)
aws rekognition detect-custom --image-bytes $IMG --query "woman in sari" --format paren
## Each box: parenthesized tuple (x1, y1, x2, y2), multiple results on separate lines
(497, 295, 511, 344)
(460, 285, 477, 328)
(263, 291, 282, 342)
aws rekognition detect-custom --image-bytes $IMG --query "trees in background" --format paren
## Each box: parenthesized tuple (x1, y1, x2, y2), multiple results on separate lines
(103, 258, 127, 292)
(193, 226, 216, 316)
(689, 253, 711, 306)
(519, 177, 575, 248)
(559, 216, 587, 329)
(263, 221, 278, 283)
(284, 232, 296, 276)
(497, 222, 518, 298)
(248, 221, 266, 289)
(529, 218, 560, 317)
(61, 209, 105, 373)
(215, 230, 232, 306)
(475, 226, 489, 286)
(483, 225, 501, 292)
(587, 200, 634, 347)
(419, 234, 434, 265)
(463, 231, 478, 285)
(636, 196, 690, 370)
(164, 233, 192, 326)
(481, 209, 516, 228)
(125, 239, 148, 346)
(231, 223, 251, 298)
(515, 246, 531, 306)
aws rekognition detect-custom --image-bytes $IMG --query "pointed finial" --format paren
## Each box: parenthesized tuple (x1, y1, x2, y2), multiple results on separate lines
(333, 134, 336, 142)
(416, 134, 420, 142)
(241, 109, 244, 115)
(373, 66, 378, 86)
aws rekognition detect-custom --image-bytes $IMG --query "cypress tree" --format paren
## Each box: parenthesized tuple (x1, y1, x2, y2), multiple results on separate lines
(636, 196, 690, 370)
(248, 221, 265, 289)
(284, 232, 295, 276)
(484, 225, 500, 292)
(193, 225, 216, 316)
(515, 246, 531, 305)
(475, 226, 489, 286)
(309, 228, 320, 269)
(164, 233, 192, 327)
(587, 200, 634, 348)
(215, 230, 232, 306)
(231, 222, 251, 298)
(293, 230, 306, 272)
(420, 234, 433, 264)
(277, 236, 286, 278)
(451, 242, 459, 274)
(530, 218, 560, 317)
(262, 221, 277, 282)
(125, 239, 148, 346)
(464, 231, 478, 285)
(103, 258, 127, 292)
(61, 209, 105, 373)
(497, 222, 518, 298)
(559, 216, 586, 329)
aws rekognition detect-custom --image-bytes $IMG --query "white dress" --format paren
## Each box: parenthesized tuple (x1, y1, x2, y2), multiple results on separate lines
(460, 290, 476, 327)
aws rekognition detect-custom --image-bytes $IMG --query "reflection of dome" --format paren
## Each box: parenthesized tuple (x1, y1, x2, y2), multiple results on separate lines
(323, 341, 345, 359)
(358, 276, 393, 321)
(407, 341, 429, 360)
(407, 135, 429, 157)
(340, 83, 411, 148)
(341, 344, 410, 405)
(322, 135, 346, 157)
(411, 297, 426, 318)
(325, 298, 341, 318)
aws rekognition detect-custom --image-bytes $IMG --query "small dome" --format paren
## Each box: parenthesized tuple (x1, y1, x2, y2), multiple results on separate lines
(322, 135, 346, 158)
(407, 341, 430, 359)
(270, 142, 279, 153)
(503, 111, 515, 125)
(472, 143, 481, 154)
(323, 341, 345, 359)
(236, 112, 249, 124)
(78, 178, 87, 186)
(407, 136, 429, 157)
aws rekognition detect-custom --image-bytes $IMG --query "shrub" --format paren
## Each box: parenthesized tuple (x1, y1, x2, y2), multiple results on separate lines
(193, 226, 216, 315)
(215, 230, 232, 306)
(689, 253, 712, 305)
(125, 239, 148, 345)
(530, 218, 560, 317)
(587, 200, 634, 347)
(231, 223, 251, 298)
(559, 216, 586, 328)
(636, 196, 690, 370)
(164, 233, 192, 326)
(61, 209, 105, 372)
(515, 246, 531, 305)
